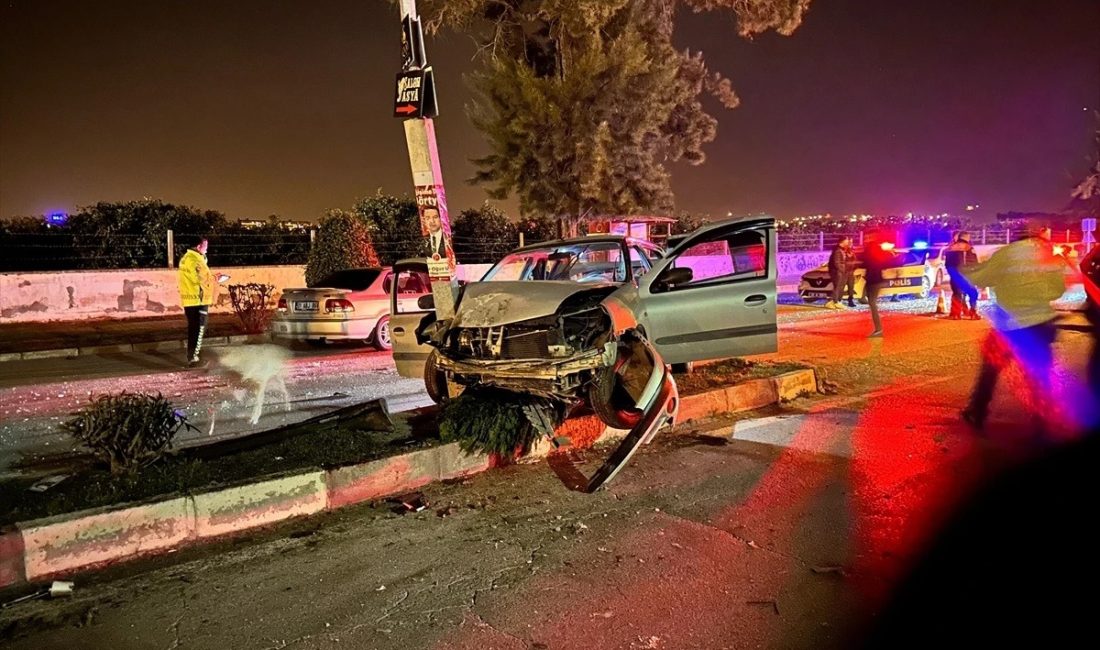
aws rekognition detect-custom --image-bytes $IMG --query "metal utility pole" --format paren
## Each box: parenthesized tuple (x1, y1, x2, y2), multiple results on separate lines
(394, 0, 457, 319)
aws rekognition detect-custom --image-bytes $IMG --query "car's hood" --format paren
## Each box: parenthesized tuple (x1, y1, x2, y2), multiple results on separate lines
(453, 281, 617, 328)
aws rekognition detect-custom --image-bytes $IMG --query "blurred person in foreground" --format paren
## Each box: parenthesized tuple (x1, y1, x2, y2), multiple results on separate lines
(944, 231, 980, 320)
(859, 430, 1098, 649)
(960, 225, 1064, 433)
(1080, 243, 1100, 403)
(861, 231, 895, 338)
(826, 235, 855, 309)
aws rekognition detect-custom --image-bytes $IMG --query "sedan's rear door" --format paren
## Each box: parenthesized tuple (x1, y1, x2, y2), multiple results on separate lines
(389, 260, 434, 379)
(636, 218, 778, 365)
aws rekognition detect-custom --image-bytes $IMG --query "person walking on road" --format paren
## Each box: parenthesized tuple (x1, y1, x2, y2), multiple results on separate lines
(1080, 244, 1100, 408)
(960, 225, 1065, 434)
(861, 231, 894, 338)
(826, 236, 855, 310)
(178, 237, 225, 368)
(945, 231, 980, 320)
(842, 242, 858, 306)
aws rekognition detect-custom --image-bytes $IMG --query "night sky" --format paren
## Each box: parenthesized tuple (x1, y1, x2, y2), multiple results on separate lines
(2, 0, 1097, 222)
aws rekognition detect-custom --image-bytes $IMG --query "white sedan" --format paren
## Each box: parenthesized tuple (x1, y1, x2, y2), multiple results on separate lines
(272, 267, 431, 351)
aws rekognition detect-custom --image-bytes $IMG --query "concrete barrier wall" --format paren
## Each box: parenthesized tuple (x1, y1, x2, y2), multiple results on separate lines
(0, 266, 307, 323)
(0, 263, 496, 324)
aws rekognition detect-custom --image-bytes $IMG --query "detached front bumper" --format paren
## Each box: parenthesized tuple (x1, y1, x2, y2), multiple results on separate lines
(434, 342, 616, 399)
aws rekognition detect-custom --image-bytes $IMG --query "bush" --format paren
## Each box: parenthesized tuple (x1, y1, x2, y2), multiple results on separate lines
(62, 393, 194, 475)
(305, 210, 381, 287)
(439, 388, 560, 457)
(228, 283, 276, 334)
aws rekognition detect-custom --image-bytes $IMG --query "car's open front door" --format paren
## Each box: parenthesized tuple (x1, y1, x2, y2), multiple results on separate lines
(637, 218, 778, 365)
(389, 260, 435, 379)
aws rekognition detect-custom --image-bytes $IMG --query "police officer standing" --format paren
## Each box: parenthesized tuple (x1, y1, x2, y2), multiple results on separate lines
(826, 236, 854, 310)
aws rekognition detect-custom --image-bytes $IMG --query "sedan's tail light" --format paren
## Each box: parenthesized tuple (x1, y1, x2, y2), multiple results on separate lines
(325, 298, 355, 313)
(277, 298, 288, 312)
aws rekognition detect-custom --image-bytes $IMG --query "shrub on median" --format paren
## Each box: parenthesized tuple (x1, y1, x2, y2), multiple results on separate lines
(61, 392, 195, 475)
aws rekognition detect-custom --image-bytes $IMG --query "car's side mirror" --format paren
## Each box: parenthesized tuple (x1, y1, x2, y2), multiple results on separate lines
(654, 266, 693, 292)
(417, 294, 436, 311)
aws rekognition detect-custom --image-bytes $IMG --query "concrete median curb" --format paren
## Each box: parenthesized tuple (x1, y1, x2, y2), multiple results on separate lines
(0, 368, 816, 590)
(1, 333, 272, 362)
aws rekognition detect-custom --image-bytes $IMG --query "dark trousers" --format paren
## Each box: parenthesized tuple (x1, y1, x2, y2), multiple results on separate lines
(867, 283, 883, 332)
(948, 269, 979, 312)
(831, 271, 855, 304)
(185, 305, 208, 362)
(967, 320, 1057, 422)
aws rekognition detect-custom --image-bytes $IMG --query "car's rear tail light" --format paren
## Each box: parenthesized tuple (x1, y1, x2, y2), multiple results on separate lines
(325, 298, 355, 313)
(277, 298, 288, 312)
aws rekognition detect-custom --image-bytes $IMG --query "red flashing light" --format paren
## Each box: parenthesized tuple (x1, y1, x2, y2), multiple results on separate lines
(880, 242, 895, 251)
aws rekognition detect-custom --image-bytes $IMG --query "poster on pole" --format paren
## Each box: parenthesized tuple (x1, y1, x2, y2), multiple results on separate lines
(415, 185, 455, 280)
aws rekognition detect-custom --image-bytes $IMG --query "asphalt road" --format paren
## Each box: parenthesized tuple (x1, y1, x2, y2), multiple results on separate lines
(1, 299, 1094, 649)
(0, 296, 1090, 474)
(0, 344, 431, 476)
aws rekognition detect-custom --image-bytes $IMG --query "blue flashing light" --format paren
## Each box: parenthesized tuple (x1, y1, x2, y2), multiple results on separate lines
(46, 211, 69, 226)
(913, 240, 929, 250)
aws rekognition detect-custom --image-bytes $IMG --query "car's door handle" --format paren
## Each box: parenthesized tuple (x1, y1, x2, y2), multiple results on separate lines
(393, 327, 406, 335)
(745, 294, 767, 306)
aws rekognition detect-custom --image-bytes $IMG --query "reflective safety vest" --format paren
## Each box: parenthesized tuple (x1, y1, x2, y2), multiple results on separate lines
(178, 249, 215, 307)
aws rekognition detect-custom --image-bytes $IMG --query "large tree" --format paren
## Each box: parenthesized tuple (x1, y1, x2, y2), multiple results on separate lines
(423, 0, 812, 233)
(1070, 112, 1100, 216)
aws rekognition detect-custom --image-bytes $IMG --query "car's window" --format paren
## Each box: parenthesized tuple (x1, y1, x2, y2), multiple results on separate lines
(397, 271, 430, 294)
(671, 230, 767, 286)
(898, 252, 923, 266)
(314, 268, 382, 291)
(382, 273, 393, 295)
(484, 242, 627, 284)
(630, 246, 653, 278)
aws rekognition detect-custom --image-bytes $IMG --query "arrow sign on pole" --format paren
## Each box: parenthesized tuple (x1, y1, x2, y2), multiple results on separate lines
(393, 68, 437, 119)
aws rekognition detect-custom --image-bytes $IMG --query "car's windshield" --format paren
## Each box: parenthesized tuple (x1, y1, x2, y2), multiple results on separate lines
(483, 241, 627, 283)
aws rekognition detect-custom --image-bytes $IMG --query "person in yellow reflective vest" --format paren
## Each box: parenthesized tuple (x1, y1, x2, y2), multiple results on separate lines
(178, 237, 223, 367)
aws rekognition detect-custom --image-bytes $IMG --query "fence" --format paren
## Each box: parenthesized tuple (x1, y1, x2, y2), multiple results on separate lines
(2, 226, 1088, 272)
(0, 230, 314, 272)
(776, 227, 1083, 252)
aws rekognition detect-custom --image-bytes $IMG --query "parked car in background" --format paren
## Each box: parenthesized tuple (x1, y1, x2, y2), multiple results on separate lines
(272, 267, 430, 350)
(798, 245, 939, 303)
(390, 218, 779, 428)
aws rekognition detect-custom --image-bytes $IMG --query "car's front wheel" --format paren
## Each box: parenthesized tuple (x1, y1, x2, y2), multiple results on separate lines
(589, 358, 644, 430)
(372, 315, 392, 351)
(424, 350, 450, 404)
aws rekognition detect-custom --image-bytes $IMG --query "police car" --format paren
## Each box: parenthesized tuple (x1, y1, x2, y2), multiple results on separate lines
(798, 244, 940, 303)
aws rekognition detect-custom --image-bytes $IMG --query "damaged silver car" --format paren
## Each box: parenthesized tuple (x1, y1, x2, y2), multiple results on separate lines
(390, 217, 779, 430)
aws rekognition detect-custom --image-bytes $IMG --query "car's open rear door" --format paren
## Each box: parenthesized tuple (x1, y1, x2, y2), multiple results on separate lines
(389, 260, 434, 379)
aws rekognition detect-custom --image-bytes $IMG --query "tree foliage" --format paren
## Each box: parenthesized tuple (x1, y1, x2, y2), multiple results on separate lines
(305, 210, 380, 287)
(0, 200, 311, 271)
(351, 192, 424, 265)
(450, 202, 519, 263)
(1070, 111, 1100, 215)
(423, 0, 812, 225)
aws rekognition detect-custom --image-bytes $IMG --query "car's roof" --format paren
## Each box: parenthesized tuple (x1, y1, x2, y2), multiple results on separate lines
(508, 234, 659, 254)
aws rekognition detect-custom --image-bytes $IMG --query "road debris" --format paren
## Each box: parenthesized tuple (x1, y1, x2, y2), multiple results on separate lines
(747, 599, 780, 615)
(27, 474, 70, 492)
(389, 492, 427, 514)
(810, 565, 849, 577)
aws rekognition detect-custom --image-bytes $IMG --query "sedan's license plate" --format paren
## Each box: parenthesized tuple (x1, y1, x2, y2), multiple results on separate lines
(294, 301, 318, 311)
